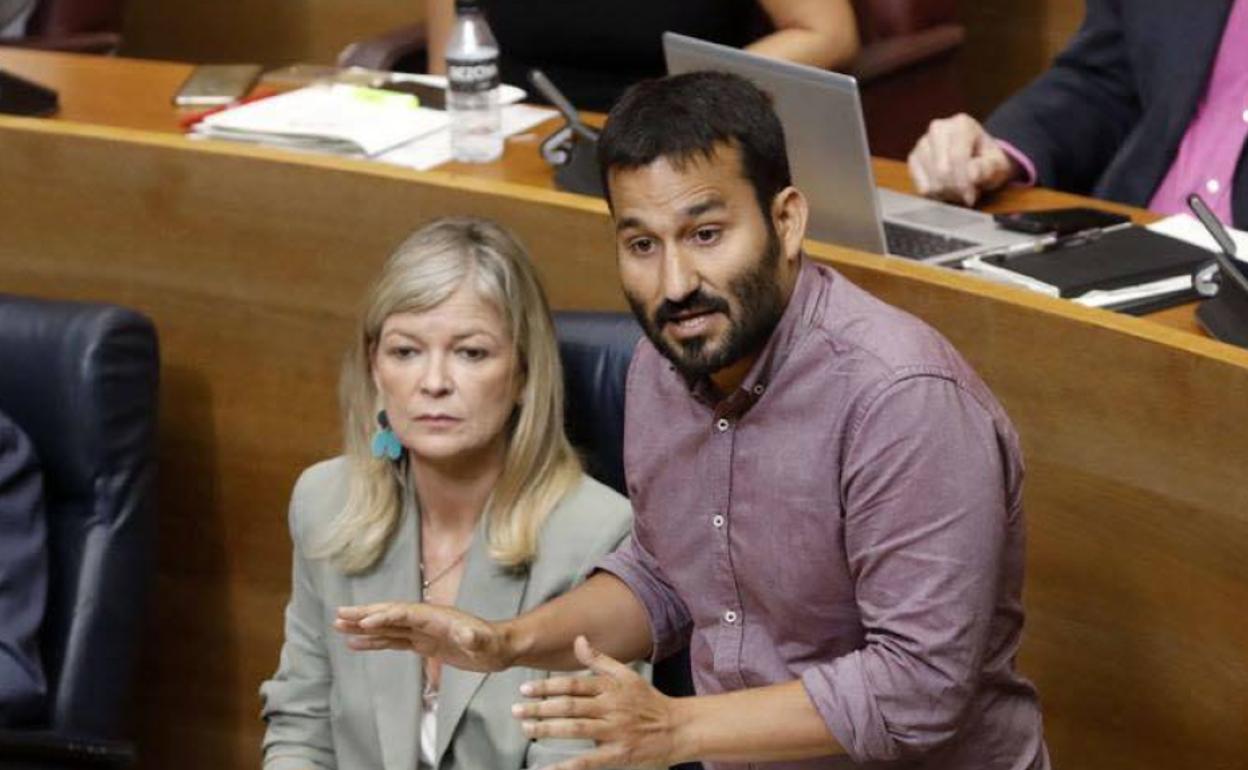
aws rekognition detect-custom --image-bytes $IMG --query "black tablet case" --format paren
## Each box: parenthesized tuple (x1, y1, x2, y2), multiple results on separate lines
(995, 226, 1210, 299)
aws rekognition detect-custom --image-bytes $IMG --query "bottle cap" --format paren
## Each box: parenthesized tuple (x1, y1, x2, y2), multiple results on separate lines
(455, 0, 482, 12)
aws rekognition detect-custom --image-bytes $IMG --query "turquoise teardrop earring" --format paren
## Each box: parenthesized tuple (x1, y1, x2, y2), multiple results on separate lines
(371, 410, 403, 461)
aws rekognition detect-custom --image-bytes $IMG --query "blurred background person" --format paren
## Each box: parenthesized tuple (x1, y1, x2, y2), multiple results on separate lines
(424, 0, 860, 111)
(260, 217, 632, 770)
(906, 0, 1247, 226)
(0, 0, 34, 37)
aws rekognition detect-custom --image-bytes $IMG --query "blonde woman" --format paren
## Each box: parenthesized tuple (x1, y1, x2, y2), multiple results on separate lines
(260, 218, 632, 770)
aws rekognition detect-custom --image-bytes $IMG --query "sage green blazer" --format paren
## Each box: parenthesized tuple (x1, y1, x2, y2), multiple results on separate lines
(261, 457, 634, 770)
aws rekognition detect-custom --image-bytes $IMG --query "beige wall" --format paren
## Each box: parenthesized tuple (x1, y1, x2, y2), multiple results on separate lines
(121, 0, 421, 67)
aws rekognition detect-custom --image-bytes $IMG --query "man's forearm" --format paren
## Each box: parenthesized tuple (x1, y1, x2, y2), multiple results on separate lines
(669, 680, 845, 765)
(502, 572, 654, 671)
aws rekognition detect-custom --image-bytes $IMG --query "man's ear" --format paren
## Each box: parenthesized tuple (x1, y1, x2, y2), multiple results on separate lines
(771, 186, 809, 265)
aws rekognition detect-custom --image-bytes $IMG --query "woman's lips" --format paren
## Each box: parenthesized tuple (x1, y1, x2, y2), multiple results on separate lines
(416, 414, 460, 424)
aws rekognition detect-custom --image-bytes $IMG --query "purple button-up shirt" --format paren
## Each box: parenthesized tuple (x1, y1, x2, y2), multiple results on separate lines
(599, 260, 1048, 769)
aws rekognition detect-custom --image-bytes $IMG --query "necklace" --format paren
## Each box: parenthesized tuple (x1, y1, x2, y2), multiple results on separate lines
(420, 543, 471, 595)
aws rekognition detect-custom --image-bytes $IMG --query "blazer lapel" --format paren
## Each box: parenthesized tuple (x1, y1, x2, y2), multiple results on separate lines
(353, 493, 422, 770)
(1165, 0, 1234, 134)
(433, 518, 529, 769)
(1109, 0, 1234, 204)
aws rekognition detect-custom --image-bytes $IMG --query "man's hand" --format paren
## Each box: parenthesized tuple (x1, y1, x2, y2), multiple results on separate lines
(334, 602, 514, 673)
(512, 636, 686, 770)
(907, 113, 1021, 206)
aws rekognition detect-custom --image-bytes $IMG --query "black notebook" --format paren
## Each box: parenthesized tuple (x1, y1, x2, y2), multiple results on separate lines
(981, 226, 1210, 299)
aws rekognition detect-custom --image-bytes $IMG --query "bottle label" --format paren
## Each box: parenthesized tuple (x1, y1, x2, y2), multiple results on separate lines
(446, 56, 500, 94)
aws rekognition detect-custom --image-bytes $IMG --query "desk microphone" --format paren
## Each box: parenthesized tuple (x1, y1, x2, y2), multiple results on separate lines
(1187, 194, 1248, 348)
(528, 69, 603, 197)
(1188, 193, 1248, 297)
(528, 69, 597, 144)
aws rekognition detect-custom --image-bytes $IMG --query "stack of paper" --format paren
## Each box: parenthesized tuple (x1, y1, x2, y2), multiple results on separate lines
(1146, 213, 1248, 259)
(192, 84, 451, 157)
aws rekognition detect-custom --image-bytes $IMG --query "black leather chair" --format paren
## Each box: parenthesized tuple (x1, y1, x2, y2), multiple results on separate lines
(0, 294, 159, 768)
(553, 311, 700, 770)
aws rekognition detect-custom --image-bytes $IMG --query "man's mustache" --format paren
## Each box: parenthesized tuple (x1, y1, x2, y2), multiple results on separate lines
(653, 290, 731, 328)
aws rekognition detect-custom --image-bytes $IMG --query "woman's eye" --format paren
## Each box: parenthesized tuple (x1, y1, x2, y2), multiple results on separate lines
(692, 227, 721, 245)
(387, 345, 420, 360)
(457, 347, 488, 361)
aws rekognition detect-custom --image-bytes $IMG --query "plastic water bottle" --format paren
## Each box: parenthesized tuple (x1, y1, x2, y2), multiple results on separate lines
(446, 0, 503, 163)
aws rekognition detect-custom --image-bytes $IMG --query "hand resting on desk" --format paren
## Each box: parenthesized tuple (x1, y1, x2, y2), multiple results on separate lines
(908, 113, 1022, 207)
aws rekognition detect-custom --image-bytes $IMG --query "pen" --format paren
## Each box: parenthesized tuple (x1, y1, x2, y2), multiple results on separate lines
(983, 233, 1059, 260)
(179, 86, 279, 131)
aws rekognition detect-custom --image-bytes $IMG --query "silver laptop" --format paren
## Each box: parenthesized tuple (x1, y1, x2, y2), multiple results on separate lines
(663, 32, 1043, 264)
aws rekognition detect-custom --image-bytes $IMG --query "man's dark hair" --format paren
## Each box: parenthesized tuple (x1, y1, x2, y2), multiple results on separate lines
(597, 71, 793, 214)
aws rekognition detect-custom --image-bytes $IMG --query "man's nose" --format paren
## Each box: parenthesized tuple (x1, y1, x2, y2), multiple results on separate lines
(661, 246, 699, 302)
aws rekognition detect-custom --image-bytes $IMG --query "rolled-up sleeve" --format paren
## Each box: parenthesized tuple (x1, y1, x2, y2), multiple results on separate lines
(260, 473, 337, 770)
(596, 534, 693, 663)
(802, 375, 1010, 762)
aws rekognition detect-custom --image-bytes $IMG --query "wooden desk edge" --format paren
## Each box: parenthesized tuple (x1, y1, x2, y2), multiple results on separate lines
(6, 113, 1246, 372)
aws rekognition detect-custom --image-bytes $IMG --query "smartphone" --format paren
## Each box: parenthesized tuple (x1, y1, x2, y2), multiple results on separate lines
(174, 64, 263, 107)
(994, 207, 1130, 236)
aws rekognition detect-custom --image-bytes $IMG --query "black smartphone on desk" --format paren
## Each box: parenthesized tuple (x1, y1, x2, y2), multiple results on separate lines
(994, 207, 1130, 235)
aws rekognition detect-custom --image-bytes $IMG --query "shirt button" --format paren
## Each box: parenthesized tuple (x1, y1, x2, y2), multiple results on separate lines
(715, 418, 731, 432)
(723, 610, 738, 624)
(712, 514, 725, 528)
(1206, 178, 1221, 194)
(752, 383, 766, 395)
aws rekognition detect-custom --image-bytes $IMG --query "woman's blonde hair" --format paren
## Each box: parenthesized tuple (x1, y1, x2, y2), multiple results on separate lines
(318, 217, 582, 574)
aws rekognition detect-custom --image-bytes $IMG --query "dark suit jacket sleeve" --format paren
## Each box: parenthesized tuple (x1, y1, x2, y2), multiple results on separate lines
(985, 0, 1141, 194)
(0, 413, 48, 726)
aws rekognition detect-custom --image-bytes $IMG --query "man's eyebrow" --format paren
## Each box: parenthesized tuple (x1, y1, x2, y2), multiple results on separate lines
(684, 197, 726, 219)
(616, 197, 728, 233)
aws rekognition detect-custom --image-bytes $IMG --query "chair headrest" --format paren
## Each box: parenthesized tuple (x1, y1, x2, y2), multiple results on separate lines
(0, 294, 158, 508)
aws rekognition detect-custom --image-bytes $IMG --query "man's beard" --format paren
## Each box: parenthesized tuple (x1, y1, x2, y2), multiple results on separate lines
(627, 228, 786, 382)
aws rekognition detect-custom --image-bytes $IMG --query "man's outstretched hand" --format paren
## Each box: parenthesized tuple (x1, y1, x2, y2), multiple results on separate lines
(335, 602, 514, 673)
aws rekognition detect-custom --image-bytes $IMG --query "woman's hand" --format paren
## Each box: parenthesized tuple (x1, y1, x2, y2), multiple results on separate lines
(334, 602, 515, 673)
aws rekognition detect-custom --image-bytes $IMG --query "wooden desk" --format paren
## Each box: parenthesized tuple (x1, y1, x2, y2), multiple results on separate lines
(1, 48, 1245, 770)
(0, 46, 1206, 339)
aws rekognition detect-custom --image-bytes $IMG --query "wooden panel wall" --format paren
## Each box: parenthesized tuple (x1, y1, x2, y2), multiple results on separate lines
(121, 0, 420, 68)
(1, 118, 1245, 770)
(958, 0, 1087, 117)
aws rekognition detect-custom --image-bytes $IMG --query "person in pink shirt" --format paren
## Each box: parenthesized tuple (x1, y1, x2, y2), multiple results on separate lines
(907, 0, 1248, 227)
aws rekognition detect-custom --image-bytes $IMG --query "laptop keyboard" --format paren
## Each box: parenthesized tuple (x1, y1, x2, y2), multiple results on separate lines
(884, 221, 979, 260)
